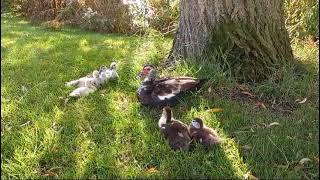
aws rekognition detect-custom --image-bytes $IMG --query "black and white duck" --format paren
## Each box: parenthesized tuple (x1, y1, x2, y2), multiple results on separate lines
(189, 117, 221, 149)
(158, 106, 191, 151)
(137, 65, 206, 107)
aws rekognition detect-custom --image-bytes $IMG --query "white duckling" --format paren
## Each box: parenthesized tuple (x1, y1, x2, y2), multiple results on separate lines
(66, 70, 102, 97)
(98, 62, 119, 84)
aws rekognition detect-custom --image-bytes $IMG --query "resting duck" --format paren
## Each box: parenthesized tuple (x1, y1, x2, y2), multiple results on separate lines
(158, 106, 191, 151)
(137, 65, 206, 107)
(189, 118, 221, 148)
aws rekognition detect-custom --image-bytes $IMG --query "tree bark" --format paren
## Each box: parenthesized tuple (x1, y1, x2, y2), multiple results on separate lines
(169, 0, 294, 81)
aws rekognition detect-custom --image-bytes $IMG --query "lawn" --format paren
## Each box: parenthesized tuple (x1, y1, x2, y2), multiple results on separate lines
(1, 14, 319, 179)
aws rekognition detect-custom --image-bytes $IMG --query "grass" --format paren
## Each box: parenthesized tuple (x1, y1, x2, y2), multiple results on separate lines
(1, 14, 319, 179)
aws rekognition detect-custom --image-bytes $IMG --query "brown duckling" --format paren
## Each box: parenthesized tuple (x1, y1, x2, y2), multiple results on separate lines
(189, 118, 221, 148)
(158, 106, 191, 151)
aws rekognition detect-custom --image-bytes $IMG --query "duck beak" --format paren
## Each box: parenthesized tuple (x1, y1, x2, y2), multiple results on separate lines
(138, 68, 150, 77)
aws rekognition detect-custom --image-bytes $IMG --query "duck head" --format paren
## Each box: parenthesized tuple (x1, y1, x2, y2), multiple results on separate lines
(162, 106, 172, 123)
(92, 70, 100, 78)
(99, 66, 108, 73)
(191, 118, 204, 129)
(109, 62, 117, 70)
(138, 64, 155, 80)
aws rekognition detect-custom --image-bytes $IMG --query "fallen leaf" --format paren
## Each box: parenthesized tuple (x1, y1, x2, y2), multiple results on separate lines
(255, 102, 267, 109)
(241, 91, 254, 97)
(207, 108, 223, 113)
(299, 158, 312, 165)
(146, 167, 159, 173)
(296, 98, 307, 104)
(243, 172, 259, 180)
(208, 87, 212, 94)
(241, 145, 252, 150)
(41, 169, 58, 177)
(267, 122, 280, 128)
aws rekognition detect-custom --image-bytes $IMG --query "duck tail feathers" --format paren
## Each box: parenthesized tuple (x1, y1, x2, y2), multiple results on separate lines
(197, 78, 207, 89)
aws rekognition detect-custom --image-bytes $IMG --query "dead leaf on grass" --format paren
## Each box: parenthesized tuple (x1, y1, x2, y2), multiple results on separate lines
(295, 98, 307, 104)
(267, 122, 280, 128)
(255, 102, 267, 109)
(207, 108, 223, 113)
(243, 172, 259, 180)
(299, 158, 312, 165)
(241, 91, 254, 97)
(146, 167, 159, 173)
(41, 168, 58, 177)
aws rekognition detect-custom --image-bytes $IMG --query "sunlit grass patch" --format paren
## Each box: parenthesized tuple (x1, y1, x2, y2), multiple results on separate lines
(1, 15, 318, 179)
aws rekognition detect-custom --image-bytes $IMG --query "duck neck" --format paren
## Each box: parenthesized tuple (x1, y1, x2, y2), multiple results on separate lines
(159, 108, 172, 128)
(164, 108, 172, 123)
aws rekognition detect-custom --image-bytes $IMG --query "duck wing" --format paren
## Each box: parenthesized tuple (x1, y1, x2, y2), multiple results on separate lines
(203, 127, 221, 145)
(171, 121, 191, 140)
(161, 121, 191, 151)
(151, 77, 202, 101)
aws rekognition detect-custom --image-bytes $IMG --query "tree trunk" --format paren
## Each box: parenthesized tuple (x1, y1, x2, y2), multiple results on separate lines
(169, 0, 294, 81)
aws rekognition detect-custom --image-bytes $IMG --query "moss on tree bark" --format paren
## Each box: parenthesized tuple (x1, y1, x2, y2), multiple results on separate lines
(169, 0, 294, 81)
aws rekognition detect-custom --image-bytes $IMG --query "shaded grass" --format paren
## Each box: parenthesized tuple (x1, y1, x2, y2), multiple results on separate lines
(1, 15, 319, 179)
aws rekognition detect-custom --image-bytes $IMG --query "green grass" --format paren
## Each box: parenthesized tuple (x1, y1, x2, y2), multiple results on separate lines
(1, 14, 319, 179)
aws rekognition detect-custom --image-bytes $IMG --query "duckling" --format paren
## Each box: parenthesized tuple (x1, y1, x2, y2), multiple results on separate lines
(189, 118, 221, 148)
(67, 70, 102, 97)
(159, 106, 191, 151)
(66, 70, 102, 88)
(98, 62, 119, 84)
(137, 64, 206, 107)
(65, 62, 119, 98)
